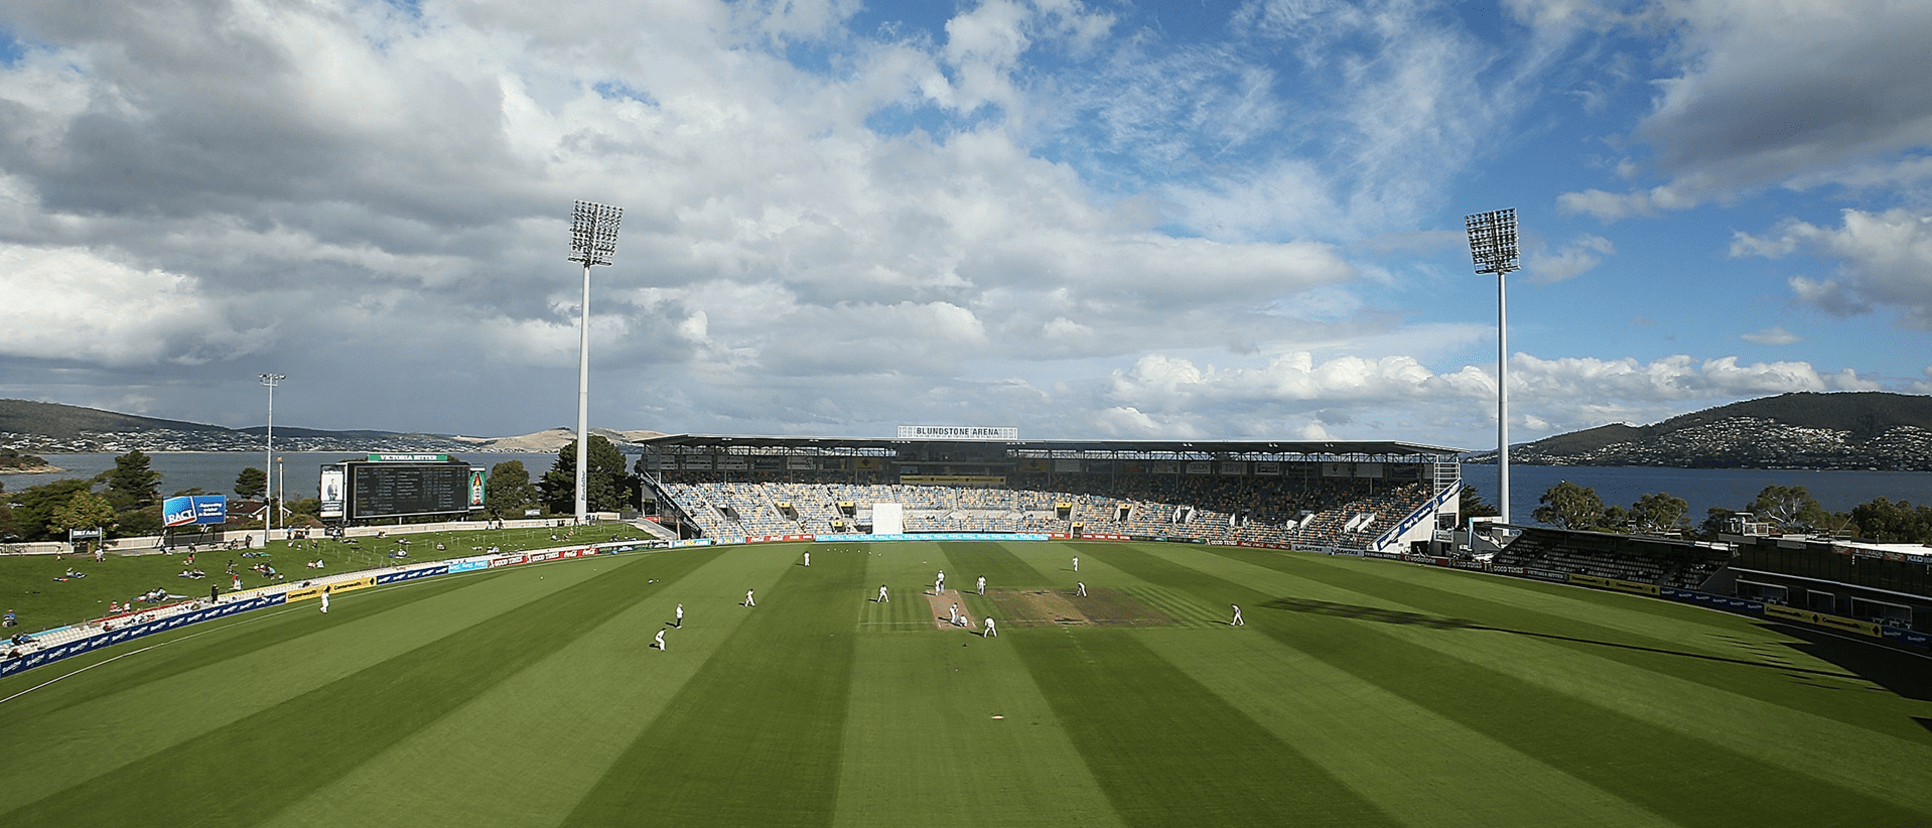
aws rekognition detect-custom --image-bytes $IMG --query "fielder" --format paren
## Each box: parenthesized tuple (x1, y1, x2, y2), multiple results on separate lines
(745, 589, 757, 607)
(983, 616, 997, 637)
(976, 575, 986, 595)
(877, 584, 889, 603)
(936, 570, 945, 594)
(803, 551, 810, 567)
(675, 603, 684, 627)
(654, 628, 666, 650)
(1076, 581, 1087, 597)
(1072, 556, 1079, 572)
(1230, 604, 1244, 626)
(320, 585, 331, 614)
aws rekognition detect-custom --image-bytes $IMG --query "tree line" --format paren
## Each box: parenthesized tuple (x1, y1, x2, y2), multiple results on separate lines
(0, 437, 642, 544)
(1455, 480, 1932, 543)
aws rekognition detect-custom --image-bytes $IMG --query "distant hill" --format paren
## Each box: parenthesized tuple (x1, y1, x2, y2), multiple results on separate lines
(1473, 392, 1932, 470)
(0, 399, 661, 454)
(0, 399, 232, 440)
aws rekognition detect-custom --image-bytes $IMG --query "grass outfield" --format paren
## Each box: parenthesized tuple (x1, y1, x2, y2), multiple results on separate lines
(0, 523, 647, 631)
(2, 540, 1929, 827)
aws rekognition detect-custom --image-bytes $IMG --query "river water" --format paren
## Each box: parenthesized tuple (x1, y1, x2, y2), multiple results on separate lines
(10, 452, 1930, 528)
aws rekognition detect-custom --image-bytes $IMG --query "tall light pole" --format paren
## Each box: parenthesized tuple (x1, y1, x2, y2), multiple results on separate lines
(258, 373, 285, 544)
(567, 200, 623, 526)
(1466, 208, 1519, 526)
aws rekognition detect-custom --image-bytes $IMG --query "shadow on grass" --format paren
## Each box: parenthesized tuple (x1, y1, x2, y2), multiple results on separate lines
(1764, 625, 1932, 702)
(1261, 596, 1867, 682)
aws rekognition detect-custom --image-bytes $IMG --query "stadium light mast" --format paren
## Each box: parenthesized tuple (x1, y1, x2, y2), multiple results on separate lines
(1466, 208, 1520, 526)
(567, 200, 623, 526)
(258, 373, 285, 544)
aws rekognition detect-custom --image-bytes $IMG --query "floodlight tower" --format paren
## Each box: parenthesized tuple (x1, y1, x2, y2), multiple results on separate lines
(1465, 208, 1520, 525)
(258, 373, 285, 543)
(567, 200, 623, 526)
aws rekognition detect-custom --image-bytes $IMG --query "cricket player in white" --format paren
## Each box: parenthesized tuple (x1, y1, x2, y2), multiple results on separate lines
(950, 602, 960, 625)
(878, 584, 889, 603)
(976, 575, 986, 595)
(1076, 581, 1087, 597)
(745, 589, 756, 607)
(803, 551, 810, 567)
(675, 603, 684, 627)
(320, 586, 330, 613)
(1230, 604, 1244, 626)
(654, 628, 666, 650)
(1072, 556, 1079, 572)
(936, 570, 945, 594)
(983, 616, 997, 637)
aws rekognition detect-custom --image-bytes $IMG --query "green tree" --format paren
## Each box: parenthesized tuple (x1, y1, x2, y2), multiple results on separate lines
(235, 467, 267, 499)
(115, 504, 164, 538)
(540, 436, 637, 514)
(8, 478, 93, 542)
(50, 489, 117, 541)
(1628, 492, 1690, 536)
(1698, 507, 1739, 540)
(485, 460, 540, 519)
(103, 449, 163, 510)
(1533, 481, 1606, 530)
(1458, 485, 1499, 519)
(1748, 485, 1829, 531)
(1848, 497, 1932, 544)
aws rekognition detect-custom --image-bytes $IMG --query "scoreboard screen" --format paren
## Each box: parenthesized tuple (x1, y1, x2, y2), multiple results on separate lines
(346, 461, 481, 520)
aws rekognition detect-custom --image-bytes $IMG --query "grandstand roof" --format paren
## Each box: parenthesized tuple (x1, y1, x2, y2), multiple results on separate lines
(635, 433, 1463, 459)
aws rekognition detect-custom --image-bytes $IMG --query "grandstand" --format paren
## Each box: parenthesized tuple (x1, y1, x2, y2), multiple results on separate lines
(637, 435, 1465, 555)
(1488, 526, 1733, 590)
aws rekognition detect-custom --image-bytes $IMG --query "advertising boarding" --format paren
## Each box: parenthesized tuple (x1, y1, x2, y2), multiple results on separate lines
(162, 495, 229, 528)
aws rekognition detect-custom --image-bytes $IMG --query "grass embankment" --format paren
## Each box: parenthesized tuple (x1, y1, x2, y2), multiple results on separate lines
(1, 540, 1928, 826)
(0, 522, 650, 632)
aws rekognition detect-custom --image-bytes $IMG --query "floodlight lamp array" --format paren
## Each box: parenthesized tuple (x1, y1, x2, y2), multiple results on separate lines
(569, 200, 623, 266)
(1465, 208, 1520, 275)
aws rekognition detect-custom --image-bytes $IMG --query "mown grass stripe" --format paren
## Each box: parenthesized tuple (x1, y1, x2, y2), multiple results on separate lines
(1120, 584, 1222, 627)
(0, 550, 715, 827)
(0, 557, 621, 814)
(1105, 544, 1932, 825)
(558, 544, 867, 828)
(1208, 547, 1932, 747)
(939, 540, 1050, 591)
(1247, 597, 1932, 826)
(1012, 627, 1401, 827)
(833, 535, 1121, 826)
(1381, 617, 1932, 816)
(0, 571, 482, 716)
(1135, 627, 1675, 828)
(254, 548, 775, 828)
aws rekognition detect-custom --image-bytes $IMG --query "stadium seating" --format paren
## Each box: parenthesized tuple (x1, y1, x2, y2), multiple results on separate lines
(650, 473, 1435, 552)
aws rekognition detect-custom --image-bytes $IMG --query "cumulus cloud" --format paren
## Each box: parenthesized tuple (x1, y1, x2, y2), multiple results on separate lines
(1559, 0, 1932, 218)
(1089, 349, 1880, 445)
(1731, 208, 1932, 328)
(0, 0, 1918, 447)
(0, 245, 262, 365)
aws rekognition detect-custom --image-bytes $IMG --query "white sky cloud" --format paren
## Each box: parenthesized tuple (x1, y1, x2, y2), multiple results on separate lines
(0, 0, 1923, 446)
(1732, 208, 1932, 329)
(1558, 0, 1932, 218)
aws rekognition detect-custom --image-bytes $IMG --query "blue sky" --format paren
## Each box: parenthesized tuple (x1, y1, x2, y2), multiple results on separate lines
(0, 0, 1927, 449)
